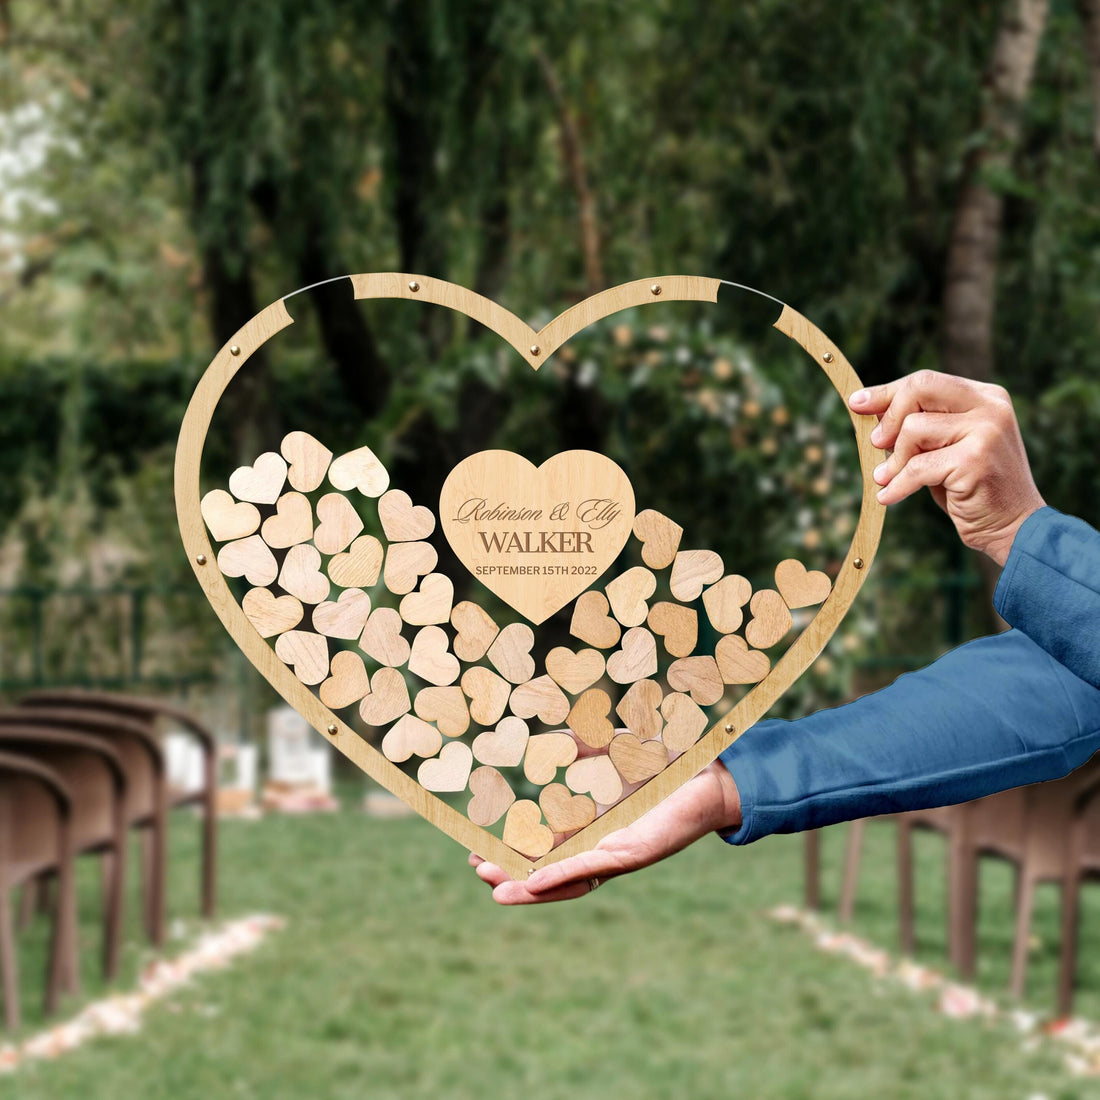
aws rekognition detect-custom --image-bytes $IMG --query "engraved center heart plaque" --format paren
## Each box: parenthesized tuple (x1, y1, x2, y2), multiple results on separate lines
(176, 273, 885, 879)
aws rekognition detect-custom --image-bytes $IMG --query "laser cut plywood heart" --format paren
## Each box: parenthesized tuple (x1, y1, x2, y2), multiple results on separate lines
(176, 272, 885, 880)
(439, 450, 635, 625)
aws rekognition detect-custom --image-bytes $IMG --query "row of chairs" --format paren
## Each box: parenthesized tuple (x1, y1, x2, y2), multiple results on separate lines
(806, 755, 1100, 1015)
(0, 690, 218, 1029)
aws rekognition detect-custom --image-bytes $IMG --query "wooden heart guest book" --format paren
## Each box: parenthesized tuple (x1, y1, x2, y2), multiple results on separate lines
(175, 274, 885, 878)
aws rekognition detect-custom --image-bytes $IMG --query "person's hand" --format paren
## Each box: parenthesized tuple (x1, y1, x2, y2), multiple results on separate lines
(470, 760, 741, 904)
(850, 370, 1045, 566)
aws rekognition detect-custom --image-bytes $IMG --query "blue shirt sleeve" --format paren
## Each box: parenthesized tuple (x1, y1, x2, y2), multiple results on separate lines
(718, 508, 1100, 845)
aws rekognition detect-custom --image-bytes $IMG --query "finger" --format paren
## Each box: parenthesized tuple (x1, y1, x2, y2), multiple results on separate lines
(525, 843, 630, 894)
(877, 441, 969, 505)
(491, 878, 596, 905)
(870, 371, 986, 451)
(468, 852, 484, 868)
(873, 411, 968, 486)
(474, 861, 511, 888)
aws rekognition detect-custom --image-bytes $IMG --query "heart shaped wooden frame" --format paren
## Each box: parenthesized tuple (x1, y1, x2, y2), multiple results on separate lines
(175, 273, 885, 878)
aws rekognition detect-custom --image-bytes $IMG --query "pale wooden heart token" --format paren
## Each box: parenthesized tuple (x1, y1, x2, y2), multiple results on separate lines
(744, 589, 793, 649)
(460, 666, 511, 726)
(329, 534, 384, 589)
(378, 489, 435, 542)
(609, 733, 668, 785)
(279, 544, 331, 605)
(399, 573, 454, 626)
(471, 716, 530, 768)
(659, 692, 709, 755)
(439, 449, 635, 625)
(328, 444, 389, 498)
(715, 634, 771, 684)
(566, 688, 615, 749)
(417, 741, 473, 793)
(273, 630, 329, 686)
(359, 667, 412, 727)
(381, 713, 440, 762)
(523, 732, 578, 785)
(570, 591, 621, 650)
(319, 650, 371, 710)
(357, 607, 409, 667)
(450, 601, 499, 662)
(703, 574, 752, 634)
(313, 493, 364, 555)
(606, 627, 658, 684)
(281, 430, 332, 493)
(408, 625, 459, 686)
(509, 676, 570, 726)
(383, 541, 437, 596)
(229, 452, 286, 504)
(313, 589, 372, 639)
(669, 550, 724, 602)
(605, 567, 656, 628)
(667, 655, 724, 706)
(545, 646, 606, 695)
(201, 489, 260, 542)
(615, 679, 664, 742)
(539, 784, 596, 834)
(217, 535, 278, 587)
(646, 601, 698, 658)
(486, 623, 535, 684)
(565, 755, 623, 807)
(775, 559, 832, 608)
(413, 686, 470, 738)
(467, 766, 515, 826)
(261, 491, 313, 549)
(632, 509, 683, 570)
(242, 588, 302, 638)
(502, 800, 553, 859)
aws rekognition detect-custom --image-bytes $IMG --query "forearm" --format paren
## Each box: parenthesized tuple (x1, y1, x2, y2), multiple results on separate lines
(719, 628, 1100, 844)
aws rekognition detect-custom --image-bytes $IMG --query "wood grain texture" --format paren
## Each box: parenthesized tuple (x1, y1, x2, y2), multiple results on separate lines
(357, 607, 410, 667)
(260, 491, 313, 549)
(176, 287, 881, 879)
(569, 591, 621, 650)
(632, 509, 683, 570)
(509, 675, 571, 726)
(523, 732, 578, 785)
(564, 754, 623, 806)
(615, 679, 664, 742)
(744, 589, 793, 649)
(715, 634, 770, 684)
(413, 685, 470, 737)
(313, 493, 364, 555)
(467, 766, 515, 826)
(460, 666, 511, 726)
(605, 566, 656, 628)
(417, 741, 473, 792)
(378, 488, 435, 542)
(775, 559, 832, 608)
(279, 544, 331, 605)
(312, 588, 372, 640)
(281, 430, 332, 492)
(502, 800, 553, 859)
(229, 452, 286, 504)
(567, 688, 616, 749)
(609, 733, 668, 785)
(383, 541, 437, 596)
(273, 630, 330, 686)
(358, 666, 412, 727)
(242, 587, 303, 638)
(606, 626, 658, 684)
(399, 572, 454, 626)
(381, 713, 440, 762)
(201, 488, 260, 542)
(486, 623, 536, 684)
(702, 574, 752, 634)
(471, 716, 529, 767)
(539, 784, 596, 834)
(666, 655, 724, 706)
(319, 650, 371, 709)
(544, 646, 605, 695)
(659, 692, 708, 755)
(450, 601, 499, 662)
(646, 602, 697, 658)
(328, 444, 389, 498)
(217, 535, 278, 587)
(408, 625, 460, 686)
(329, 534, 384, 589)
(669, 550, 723, 602)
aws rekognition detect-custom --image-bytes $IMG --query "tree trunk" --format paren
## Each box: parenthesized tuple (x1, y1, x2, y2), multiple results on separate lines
(1078, 0, 1100, 164)
(941, 0, 1049, 382)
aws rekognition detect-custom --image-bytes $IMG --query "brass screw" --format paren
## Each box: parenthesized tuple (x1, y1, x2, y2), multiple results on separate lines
(530, 345, 541, 357)
(822, 351, 834, 363)
(230, 345, 241, 357)
(327, 723, 338, 736)
(408, 280, 420, 293)
(724, 723, 734, 734)
(195, 554, 207, 566)
(651, 283, 662, 296)
(853, 557, 865, 570)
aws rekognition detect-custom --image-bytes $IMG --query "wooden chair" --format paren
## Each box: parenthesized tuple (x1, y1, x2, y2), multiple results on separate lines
(21, 690, 218, 921)
(1057, 776, 1100, 1015)
(0, 727, 127, 986)
(0, 751, 75, 1030)
(0, 708, 168, 946)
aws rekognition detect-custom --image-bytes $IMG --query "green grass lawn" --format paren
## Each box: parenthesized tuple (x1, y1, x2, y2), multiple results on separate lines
(4, 795, 1100, 1099)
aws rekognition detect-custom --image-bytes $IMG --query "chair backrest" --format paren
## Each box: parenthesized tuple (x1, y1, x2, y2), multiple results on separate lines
(0, 750, 71, 881)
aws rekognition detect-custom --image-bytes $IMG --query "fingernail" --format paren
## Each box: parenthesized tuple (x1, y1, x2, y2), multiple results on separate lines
(870, 425, 883, 445)
(850, 389, 869, 407)
(876, 487, 888, 503)
(873, 462, 887, 483)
